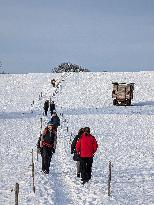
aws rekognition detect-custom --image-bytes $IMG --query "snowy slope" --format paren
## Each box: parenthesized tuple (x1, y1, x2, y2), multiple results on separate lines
(0, 71, 154, 205)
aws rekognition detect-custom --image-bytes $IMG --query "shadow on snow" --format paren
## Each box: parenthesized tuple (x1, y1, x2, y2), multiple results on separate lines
(133, 100, 154, 107)
(0, 110, 41, 120)
(61, 102, 154, 116)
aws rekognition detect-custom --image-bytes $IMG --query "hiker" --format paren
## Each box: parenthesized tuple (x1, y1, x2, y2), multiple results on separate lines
(37, 121, 57, 174)
(76, 127, 98, 184)
(50, 101, 55, 115)
(44, 100, 49, 116)
(51, 79, 56, 87)
(50, 111, 60, 131)
(55, 80, 60, 87)
(71, 128, 84, 177)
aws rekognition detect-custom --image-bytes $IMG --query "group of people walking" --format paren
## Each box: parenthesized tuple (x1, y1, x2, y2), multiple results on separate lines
(38, 100, 98, 185)
(37, 100, 60, 174)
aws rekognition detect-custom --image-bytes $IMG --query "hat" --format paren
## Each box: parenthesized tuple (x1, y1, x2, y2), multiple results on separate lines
(47, 121, 54, 126)
(84, 127, 90, 134)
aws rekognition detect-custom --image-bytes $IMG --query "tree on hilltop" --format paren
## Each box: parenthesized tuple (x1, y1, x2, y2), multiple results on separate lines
(52, 62, 90, 73)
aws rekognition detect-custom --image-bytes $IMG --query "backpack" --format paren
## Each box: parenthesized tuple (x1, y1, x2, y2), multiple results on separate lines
(41, 129, 55, 148)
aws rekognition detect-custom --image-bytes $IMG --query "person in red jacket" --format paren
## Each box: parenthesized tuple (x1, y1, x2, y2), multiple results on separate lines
(76, 127, 98, 184)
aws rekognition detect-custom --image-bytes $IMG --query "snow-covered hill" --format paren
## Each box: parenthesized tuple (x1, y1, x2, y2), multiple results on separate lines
(0, 71, 154, 205)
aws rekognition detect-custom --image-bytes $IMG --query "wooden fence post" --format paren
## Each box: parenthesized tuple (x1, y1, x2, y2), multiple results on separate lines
(67, 127, 69, 132)
(69, 132, 72, 144)
(37, 148, 38, 161)
(37, 131, 41, 161)
(32, 149, 33, 164)
(108, 161, 112, 196)
(32, 162, 35, 193)
(40, 117, 42, 129)
(15, 183, 19, 205)
(41, 92, 42, 97)
(32, 149, 35, 193)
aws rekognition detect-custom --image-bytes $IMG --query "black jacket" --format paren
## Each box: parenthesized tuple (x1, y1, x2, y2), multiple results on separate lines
(71, 134, 82, 161)
(71, 135, 79, 154)
(50, 103, 55, 111)
(50, 115, 60, 127)
(44, 101, 49, 110)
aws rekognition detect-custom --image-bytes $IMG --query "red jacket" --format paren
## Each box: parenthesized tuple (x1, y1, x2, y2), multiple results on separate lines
(76, 133, 98, 157)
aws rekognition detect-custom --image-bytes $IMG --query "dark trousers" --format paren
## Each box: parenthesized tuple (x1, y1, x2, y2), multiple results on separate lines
(44, 109, 48, 116)
(41, 148, 52, 173)
(80, 157, 93, 181)
(50, 109, 54, 115)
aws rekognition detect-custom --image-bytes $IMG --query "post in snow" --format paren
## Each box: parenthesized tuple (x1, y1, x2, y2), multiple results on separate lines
(15, 183, 19, 205)
(108, 161, 112, 196)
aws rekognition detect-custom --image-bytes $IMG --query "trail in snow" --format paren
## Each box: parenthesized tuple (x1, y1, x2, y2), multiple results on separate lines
(0, 72, 154, 205)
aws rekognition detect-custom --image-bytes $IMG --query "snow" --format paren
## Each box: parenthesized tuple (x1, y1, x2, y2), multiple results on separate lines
(0, 71, 154, 205)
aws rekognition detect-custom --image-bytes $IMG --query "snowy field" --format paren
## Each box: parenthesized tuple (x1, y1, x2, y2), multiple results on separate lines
(0, 71, 154, 205)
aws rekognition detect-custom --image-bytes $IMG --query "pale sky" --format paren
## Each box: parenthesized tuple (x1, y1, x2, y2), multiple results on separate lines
(0, 0, 154, 73)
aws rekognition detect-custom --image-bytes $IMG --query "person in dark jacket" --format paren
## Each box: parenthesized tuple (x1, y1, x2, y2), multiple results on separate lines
(50, 111, 60, 131)
(76, 127, 98, 184)
(44, 100, 49, 116)
(37, 121, 57, 174)
(51, 79, 56, 87)
(71, 128, 84, 177)
(50, 101, 55, 115)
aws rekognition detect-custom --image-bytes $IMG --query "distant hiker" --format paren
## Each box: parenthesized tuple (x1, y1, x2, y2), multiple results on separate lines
(76, 127, 98, 184)
(50, 101, 55, 115)
(71, 128, 84, 177)
(51, 79, 56, 87)
(44, 100, 49, 116)
(37, 121, 57, 174)
(50, 111, 60, 131)
(55, 80, 60, 87)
